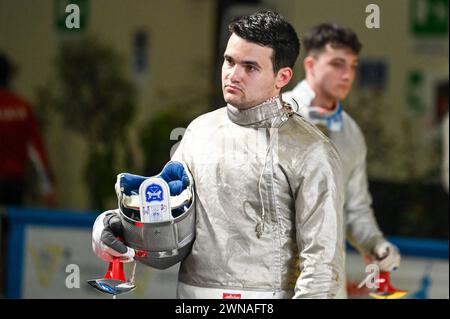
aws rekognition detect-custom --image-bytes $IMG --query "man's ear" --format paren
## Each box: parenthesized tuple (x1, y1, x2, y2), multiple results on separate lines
(304, 56, 315, 77)
(275, 67, 293, 90)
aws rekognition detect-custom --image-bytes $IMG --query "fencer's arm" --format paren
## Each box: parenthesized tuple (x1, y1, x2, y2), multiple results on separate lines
(344, 144, 385, 256)
(292, 142, 345, 299)
(342, 127, 401, 271)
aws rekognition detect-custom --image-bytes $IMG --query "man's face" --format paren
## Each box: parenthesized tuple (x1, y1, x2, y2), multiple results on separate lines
(307, 44, 359, 102)
(222, 33, 279, 109)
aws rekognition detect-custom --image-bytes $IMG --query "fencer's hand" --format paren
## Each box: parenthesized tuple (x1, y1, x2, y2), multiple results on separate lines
(92, 210, 135, 263)
(373, 241, 401, 272)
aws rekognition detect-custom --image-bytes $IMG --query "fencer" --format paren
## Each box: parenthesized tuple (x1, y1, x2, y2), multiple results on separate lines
(283, 23, 401, 297)
(92, 11, 346, 299)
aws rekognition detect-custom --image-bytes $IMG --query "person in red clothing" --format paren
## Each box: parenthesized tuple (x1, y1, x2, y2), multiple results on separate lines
(0, 53, 56, 206)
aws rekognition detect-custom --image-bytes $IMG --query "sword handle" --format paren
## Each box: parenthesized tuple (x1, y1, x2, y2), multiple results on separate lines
(104, 257, 126, 282)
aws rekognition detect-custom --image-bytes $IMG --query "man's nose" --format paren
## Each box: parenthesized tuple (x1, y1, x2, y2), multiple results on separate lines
(228, 65, 243, 82)
(342, 66, 354, 81)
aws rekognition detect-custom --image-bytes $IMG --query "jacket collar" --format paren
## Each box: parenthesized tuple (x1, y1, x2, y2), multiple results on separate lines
(227, 96, 293, 128)
(292, 80, 340, 117)
(291, 80, 343, 132)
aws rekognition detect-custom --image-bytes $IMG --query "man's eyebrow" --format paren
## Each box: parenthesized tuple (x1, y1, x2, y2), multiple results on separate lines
(224, 54, 261, 68)
(330, 57, 346, 63)
(330, 57, 359, 65)
(242, 60, 261, 68)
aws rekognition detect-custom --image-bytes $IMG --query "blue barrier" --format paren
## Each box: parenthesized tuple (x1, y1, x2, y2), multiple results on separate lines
(4, 207, 98, 299)
(346, 236, 448, 260)
(388, 236, 449, 260)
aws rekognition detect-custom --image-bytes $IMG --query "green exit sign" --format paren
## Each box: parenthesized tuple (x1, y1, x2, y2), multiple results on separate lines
(54, 0, 89, 32)
(411, 0, 449, 37)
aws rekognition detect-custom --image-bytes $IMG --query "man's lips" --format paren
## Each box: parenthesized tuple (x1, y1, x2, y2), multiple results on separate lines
(337, 84, 350, 90)
(224, 84, 243, 92)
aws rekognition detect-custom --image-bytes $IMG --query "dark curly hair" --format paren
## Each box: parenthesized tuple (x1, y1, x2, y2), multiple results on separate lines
(228, 10, 300, 73)
(303, 23, 362, 56)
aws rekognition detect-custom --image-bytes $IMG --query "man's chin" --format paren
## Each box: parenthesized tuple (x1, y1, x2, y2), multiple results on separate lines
(225, 97, 243, 108)
(226, 100, 254, 110)
(336, 89, 350, 100)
